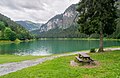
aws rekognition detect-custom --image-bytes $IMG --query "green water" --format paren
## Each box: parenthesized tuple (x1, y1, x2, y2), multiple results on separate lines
(0, 40, 120, 56)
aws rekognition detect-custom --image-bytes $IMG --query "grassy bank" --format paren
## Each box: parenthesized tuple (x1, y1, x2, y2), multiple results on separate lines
(1, 50, 120, 78)
(0, 39, 22, 44)
(0, 55, 44, 64)
(0, 39, 36, 44)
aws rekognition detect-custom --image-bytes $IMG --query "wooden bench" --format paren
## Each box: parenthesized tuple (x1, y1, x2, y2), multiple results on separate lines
(79, 53, 94, 60)
(89, 58, 95, 62)
(79, 53, 90, 58)
(75, 56, 83, 62)
(75, 53, 95, 64)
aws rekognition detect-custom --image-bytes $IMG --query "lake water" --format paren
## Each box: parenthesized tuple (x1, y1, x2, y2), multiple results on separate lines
(0, 40, 120, 56)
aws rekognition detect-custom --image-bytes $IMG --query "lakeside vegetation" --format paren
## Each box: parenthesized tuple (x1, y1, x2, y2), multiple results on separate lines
(0, 50, 120, 78)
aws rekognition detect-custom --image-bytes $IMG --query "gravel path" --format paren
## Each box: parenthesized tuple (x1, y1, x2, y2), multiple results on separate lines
(0, 48, 120, 76)
(0, 51, 88, 76)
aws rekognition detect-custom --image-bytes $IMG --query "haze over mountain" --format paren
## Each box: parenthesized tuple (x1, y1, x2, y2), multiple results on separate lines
(16, 21, 43, 31)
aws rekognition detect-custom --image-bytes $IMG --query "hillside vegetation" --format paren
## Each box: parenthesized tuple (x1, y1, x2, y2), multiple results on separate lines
(0, 13, 33, 41)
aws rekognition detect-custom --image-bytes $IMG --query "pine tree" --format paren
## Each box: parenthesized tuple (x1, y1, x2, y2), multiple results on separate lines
(77, 0, 118, 52)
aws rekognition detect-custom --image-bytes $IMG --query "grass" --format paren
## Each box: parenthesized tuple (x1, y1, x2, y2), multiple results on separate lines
(0, 39, 36, 44)
(0, 55, 44, 64)
(0, 50, 120, 78)
(108, 46, 120, 48)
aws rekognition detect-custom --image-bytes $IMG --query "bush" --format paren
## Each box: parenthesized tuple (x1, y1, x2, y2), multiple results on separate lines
(4, 27, 16, 41)
(90, 48, 96, 53)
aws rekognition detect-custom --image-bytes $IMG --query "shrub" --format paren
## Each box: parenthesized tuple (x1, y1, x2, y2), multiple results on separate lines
(90, 48, 96, 53)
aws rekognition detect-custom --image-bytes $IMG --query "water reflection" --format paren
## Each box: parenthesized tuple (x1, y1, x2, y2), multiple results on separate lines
(0, 40, 120, 56)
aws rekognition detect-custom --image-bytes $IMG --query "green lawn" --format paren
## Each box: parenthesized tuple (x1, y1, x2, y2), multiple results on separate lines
(0, 50, 120, 78)
(0, 55, 44, 64)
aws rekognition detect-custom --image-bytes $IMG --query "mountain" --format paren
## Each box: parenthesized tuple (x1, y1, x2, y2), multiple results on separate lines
(32, 4, 79, 36)
(32, 2, 120, 38)
(0, 13, 32, 40)
(40, 4, 77, 32)
(16, 21, 43, 31)
(42, 4, 78, 31)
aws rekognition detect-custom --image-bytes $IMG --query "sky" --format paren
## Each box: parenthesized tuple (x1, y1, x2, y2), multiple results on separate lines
(0, 0, 79, 23)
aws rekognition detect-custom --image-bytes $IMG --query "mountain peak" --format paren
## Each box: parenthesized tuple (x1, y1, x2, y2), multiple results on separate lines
(33, 4, 78, 33)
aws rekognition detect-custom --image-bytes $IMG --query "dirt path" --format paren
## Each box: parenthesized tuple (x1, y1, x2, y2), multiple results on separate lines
(0, 48, 120, 76)
(0, 51, 88, 76)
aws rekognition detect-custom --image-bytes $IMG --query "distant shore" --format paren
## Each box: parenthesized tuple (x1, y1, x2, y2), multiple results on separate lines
(0, 39, 36, 44)
(38, 38, 120, 41)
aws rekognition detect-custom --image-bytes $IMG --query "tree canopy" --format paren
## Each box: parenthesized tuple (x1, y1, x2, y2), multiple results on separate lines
(77, 0, 118, 52)
(4, 27, 16, 41)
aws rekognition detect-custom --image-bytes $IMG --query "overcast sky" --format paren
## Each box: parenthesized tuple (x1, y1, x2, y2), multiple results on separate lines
(0, 0, 79, 23)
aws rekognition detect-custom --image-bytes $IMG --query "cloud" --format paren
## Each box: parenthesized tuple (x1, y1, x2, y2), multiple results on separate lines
(0, 0, 79, 23)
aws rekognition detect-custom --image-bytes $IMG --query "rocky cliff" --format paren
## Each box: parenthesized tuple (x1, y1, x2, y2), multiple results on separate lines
(33, 4, 78, 34)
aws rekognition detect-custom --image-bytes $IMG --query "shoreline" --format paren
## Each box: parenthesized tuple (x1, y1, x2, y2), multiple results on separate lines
(0, 47, 120, 76)
(0, 39, 36, 44)
(0, 38, 120, 44)
(38, 38, 120, 41)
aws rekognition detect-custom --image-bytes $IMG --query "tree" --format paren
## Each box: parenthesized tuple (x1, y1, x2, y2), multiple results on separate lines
(77, 0, 118, 52)
(0, 21, 5, 30)
(0, 21, 5, 39)
(4, 27, 16, 41)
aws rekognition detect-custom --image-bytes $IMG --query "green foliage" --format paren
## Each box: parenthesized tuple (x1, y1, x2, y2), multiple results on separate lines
(116, 33, 120, 39)
(0, 50, 120, 78)
(0, 13, 33, 41)
(0, 21, 5, 39)
(4, 27, 16, 41)
(0, 21, 5, 30)
(90, 33, 99, 39)
(90, 48, 96, 53)
(17, 31, 30, 40)
(112, 17, 120, 39)
(77, 0, 118, 52)
(77, 0, 118, 35)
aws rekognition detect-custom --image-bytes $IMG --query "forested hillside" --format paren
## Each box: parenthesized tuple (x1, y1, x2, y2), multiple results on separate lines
(0, 13, 33, 41)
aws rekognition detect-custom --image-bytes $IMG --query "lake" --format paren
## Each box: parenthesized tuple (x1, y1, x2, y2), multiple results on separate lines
(0, 40, 120, 56)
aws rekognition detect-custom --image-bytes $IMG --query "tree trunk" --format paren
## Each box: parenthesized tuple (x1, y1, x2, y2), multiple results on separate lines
(98, 22, 104, 52)
(98, 31, 104, 52)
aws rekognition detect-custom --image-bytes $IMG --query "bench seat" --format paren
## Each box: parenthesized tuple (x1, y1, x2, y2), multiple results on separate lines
(75, 56, 83, 62)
